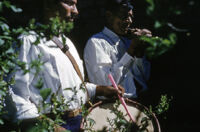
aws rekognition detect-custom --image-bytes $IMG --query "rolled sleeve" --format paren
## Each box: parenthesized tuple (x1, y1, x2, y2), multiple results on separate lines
(85, 82, 96, 100)
(6, 88, 39, 122)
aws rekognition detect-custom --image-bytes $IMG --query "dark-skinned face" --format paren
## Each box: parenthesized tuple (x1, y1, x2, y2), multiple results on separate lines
(107, 7, 133, 36)
(59, 0, 78, 22)
(45, 0, 78, 22)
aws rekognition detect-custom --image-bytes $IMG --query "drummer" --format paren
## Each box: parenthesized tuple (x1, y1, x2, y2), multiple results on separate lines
(4, 0, 124, 132)
(84, 0, 152, 99)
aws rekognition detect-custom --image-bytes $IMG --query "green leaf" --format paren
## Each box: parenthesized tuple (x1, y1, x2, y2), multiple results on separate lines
(26, 125, 48, 132)
(0, 80, 7, 87)
(0, 38, 5, 46)
(119, 119, 127, 125)
(7, 60, 16, 68)
(162, 39, 170, 45)
(141, 117, 149, 123)
(154, 21, 162, 29)
(0, 90, 6, 96)
(0, 119, 4, 125)
(0, 23, 9, 31)
(2, 66, 9, 73)
(40, 88, 51, 100)
(0, 35, 12, 40)
(146, 0, 155, 15)
(12, 27, 24, 34)
(65, 22, 74, 33)
(3, 0, 11, 8)
(29, 19, 36, 30)
(64, 88, 73, 91)
(35, 78, 44, 89)
(0, 17, 7, 22)
(174, 10, 181, 15)
(6, 47, 15, 54)
(0, 2, 3, 12)
(169, 33, 177, 44)
(10, 5, 22, 13)
(88, 118, 95, 126)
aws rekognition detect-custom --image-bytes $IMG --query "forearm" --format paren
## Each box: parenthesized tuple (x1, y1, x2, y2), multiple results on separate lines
(95, 85, 105, 96)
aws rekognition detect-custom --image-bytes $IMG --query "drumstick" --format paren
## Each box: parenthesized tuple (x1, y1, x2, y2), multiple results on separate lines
(108, 74, 136, 123)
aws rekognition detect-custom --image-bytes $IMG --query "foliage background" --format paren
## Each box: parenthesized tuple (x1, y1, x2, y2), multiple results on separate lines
(1, 0, 200, 131)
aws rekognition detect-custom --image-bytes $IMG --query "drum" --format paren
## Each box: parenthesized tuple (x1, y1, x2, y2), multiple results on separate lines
(81, 99, 161, 132)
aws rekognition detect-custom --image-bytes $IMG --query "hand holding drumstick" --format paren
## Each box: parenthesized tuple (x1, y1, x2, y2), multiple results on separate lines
(108, 74, 136, 123)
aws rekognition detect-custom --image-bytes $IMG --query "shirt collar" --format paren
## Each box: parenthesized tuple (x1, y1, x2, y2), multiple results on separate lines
(102, 27, 121, 45)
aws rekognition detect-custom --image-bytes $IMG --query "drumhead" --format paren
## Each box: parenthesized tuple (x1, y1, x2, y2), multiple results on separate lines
(81, 99, 161, 132)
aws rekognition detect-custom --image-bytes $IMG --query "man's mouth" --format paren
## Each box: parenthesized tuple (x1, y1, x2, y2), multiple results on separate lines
(66, 14, 78, 22)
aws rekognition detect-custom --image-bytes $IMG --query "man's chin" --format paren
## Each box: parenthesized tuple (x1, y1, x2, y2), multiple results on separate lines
(65, 16, 76, 22)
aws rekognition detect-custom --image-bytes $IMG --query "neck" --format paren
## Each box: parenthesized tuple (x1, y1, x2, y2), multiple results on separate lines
(105, 24, 121, 37)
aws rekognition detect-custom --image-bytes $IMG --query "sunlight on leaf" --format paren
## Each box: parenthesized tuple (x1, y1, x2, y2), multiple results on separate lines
(10, 5, 22, 13)
(40, 88, 51, 100)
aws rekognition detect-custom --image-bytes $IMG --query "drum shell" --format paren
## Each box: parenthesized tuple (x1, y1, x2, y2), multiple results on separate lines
(81, 99, 161, 132)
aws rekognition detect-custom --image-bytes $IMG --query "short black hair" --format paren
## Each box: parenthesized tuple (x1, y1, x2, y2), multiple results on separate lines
(105, 0, 133, 14)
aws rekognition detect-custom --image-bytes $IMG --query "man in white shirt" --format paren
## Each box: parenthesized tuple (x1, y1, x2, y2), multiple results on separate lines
(4, 0, 124, 131)
(84, 0, 152, 99)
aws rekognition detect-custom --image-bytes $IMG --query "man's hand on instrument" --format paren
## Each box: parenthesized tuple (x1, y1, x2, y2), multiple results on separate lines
(96, 85, 125, 98)
(127, 28, 152, 57)
(128, 28, 152, 38)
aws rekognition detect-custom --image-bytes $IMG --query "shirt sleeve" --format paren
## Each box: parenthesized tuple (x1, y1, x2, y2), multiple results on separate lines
(6, 35, 40, 121)
(84, 38, 134, 86)
(85, 82, 96, 101)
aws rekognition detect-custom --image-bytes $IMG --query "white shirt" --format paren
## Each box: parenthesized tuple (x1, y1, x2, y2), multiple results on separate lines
(84, 27, 150, 98)
(5, 32, 96, 122)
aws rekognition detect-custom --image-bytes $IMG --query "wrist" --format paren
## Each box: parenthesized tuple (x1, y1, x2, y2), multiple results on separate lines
(96, 85, 105, 96)
(96, 85, 102, 96)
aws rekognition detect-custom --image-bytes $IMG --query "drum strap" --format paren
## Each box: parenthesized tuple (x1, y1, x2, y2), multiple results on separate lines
(52, 36, 93, 107)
